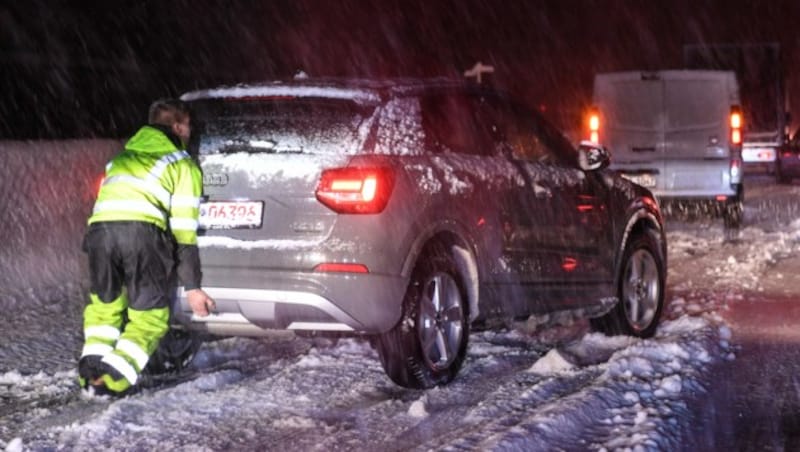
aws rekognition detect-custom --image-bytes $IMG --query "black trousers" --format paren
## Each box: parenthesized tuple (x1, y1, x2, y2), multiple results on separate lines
(83, 222, 175, 310)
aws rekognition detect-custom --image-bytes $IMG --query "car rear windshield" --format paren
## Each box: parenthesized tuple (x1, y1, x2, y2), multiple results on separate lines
(189, 98, 377, 156)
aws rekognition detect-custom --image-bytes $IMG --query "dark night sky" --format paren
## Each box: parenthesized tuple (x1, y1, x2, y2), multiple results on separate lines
(2, 0, 800, 139)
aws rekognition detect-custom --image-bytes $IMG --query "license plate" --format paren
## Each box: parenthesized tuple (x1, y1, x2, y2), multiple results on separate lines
(621, 173, 657, 188)
(742, 147, 776, 163)
(199, 201, 264, 229)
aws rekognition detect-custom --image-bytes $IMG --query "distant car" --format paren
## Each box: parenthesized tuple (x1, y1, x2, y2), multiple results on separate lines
(776, 130, 800, 184)
(170, 77, 667, 389)
(590, 70, 745, 228)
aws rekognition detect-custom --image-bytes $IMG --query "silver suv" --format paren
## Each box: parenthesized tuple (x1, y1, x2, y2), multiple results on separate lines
(172, 78, 667, 389)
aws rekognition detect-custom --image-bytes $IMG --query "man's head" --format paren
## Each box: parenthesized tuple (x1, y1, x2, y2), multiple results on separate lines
(148, 98, 191, 146)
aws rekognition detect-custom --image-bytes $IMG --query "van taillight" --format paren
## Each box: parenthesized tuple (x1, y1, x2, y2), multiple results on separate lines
(730, 105, 743, 145)
(587, 107, 600, 144)
(316, 167, 395, 214)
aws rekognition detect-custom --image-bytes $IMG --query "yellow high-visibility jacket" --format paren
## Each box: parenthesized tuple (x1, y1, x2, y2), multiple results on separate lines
(89, 124, 203, 288)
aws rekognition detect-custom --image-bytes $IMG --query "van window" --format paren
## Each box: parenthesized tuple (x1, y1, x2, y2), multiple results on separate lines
(665, 80, 725, 129)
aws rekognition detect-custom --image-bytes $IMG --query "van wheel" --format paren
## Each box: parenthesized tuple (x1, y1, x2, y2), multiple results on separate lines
(376, 244, 469, 389)
(723, 200, 743, 229)
(591, 229, 665, 338)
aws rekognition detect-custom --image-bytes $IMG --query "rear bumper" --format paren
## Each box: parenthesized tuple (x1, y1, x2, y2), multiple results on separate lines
(171, 270, 408, 336)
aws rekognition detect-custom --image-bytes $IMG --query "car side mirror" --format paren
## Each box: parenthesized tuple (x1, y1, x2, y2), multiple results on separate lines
(577, 140, 610, 171)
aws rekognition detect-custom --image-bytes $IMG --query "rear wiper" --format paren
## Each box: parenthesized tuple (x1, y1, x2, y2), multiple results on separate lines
(219, 139, 304, 154)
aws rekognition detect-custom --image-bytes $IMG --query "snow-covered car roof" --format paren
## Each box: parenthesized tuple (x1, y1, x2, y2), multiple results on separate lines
(179, 77, 473, 105)
(181, 84, 381, 104)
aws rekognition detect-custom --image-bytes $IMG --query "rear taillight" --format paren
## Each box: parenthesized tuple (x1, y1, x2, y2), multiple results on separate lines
(313, 263, 369, 273)
(587, 106, 600, 144)
(730, 105, 743, 145)
(315, 167, 395, 214)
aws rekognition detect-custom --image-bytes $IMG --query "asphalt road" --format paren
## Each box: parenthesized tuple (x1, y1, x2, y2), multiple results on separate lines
(701, 294, 800, 451)
(668, 172, 800, 451)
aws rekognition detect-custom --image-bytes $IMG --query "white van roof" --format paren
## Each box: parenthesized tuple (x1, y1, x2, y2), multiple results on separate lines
(595, 69, 737, 83)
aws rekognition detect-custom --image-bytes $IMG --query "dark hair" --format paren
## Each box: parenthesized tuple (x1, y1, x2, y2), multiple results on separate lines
(148, 98, 190, 126)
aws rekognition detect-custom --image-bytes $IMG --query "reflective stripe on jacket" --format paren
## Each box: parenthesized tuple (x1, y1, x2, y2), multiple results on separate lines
(88, 125, 202, 246)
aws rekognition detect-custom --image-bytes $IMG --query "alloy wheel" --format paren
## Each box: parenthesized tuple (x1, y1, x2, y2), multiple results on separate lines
(622, 249, 661, 332)
(418, 272, 465, 370)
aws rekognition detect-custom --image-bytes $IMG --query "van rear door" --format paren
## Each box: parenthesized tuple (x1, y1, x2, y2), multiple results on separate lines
(663, 72, 736, 197)
(593, 73, 663, 191)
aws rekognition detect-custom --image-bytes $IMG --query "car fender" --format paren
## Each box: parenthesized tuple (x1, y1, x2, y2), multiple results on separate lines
(400, 218, 481, 322)
(615, 196, 667, 285)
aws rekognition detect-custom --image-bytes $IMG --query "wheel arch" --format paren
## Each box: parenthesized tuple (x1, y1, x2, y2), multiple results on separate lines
(400, 222, 480, 322)
(615, 204, 667, 286)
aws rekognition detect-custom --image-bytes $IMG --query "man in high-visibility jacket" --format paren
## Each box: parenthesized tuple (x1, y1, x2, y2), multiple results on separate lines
(78, 98, 215, 396)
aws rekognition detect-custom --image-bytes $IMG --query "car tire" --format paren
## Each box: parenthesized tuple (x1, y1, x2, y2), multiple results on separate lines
(376, 244, 469, 389)
(144, 329, 203, 375)
(591, 229, 665, 338)
(723, 200, 743, 229)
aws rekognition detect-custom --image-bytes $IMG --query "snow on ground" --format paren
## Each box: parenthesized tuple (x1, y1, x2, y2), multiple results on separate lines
(0, 283, 752, 449)
(1, 305, 731, 451)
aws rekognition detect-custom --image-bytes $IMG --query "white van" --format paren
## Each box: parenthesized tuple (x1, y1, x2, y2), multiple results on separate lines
(591, 70, 744, 227)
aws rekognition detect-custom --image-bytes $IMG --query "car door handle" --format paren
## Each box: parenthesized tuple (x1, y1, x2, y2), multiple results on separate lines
(632, 146, 657, 153)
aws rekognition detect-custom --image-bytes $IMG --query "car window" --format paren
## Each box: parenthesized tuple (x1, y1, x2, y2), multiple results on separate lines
(189, 98, 375, 156)
(374, 97, 425, 156)
(476, 94, 572, 166)
(420, 92, 495, 156)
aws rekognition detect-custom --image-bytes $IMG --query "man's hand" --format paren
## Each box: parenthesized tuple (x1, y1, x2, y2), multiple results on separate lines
(186, 288, 216, 317)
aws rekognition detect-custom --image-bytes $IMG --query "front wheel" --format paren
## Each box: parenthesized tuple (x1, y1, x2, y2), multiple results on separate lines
(591, 229, 665, 338)
(376, 244, 469, 389)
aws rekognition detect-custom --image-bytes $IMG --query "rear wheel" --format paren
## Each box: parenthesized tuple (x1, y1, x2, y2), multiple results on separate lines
(591, 229, 665, 338)
(376, 244, 469, 389)
(723, 186, 744, 229)
(723, 201, 743, 229)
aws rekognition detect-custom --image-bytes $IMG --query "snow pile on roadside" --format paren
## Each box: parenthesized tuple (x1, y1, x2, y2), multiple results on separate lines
(667, 222, 800, 292)
(1, 291, 731, 451)
(456, 296, 732, 451)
